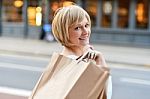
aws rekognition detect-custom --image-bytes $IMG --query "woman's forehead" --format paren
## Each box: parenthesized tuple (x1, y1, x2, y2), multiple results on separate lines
(71, 18, 89, 25)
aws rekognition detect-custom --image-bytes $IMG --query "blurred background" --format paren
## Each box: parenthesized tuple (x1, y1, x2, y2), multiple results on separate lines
(0, 0, 150, 46)
(0, 0, 150, 99)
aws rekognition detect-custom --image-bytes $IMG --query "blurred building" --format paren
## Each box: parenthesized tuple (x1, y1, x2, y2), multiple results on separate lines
(0, 0, 150, 46)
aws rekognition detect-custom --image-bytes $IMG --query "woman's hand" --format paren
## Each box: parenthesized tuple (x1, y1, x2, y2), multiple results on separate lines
(79, 46, 107, 67)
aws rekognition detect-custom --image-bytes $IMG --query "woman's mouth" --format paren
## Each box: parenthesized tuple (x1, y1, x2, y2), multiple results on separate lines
(79, 37, 88, 40)
(79, 38, 85, 40)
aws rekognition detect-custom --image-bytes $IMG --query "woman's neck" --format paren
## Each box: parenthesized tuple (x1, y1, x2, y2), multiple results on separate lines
(61, 46, 84, 56)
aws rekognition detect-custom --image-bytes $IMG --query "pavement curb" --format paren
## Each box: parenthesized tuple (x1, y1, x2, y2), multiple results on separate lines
(1, 49, 150, 68)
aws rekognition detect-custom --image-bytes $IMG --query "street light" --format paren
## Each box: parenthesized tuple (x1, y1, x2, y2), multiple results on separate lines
(36, 7, 42, 26)
(14, 0, 23, 8)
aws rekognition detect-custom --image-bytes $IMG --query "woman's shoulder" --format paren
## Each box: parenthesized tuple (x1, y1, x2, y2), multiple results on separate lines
(67, 55, 78, 59)
(60, 52, 78, 59)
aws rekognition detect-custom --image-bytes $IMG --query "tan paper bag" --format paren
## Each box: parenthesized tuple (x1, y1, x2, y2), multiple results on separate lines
(28, 53, 109, 99)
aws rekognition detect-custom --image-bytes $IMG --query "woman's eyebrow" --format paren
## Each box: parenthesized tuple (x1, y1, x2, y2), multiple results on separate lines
(71, 21, 89, 27)
(70, 24, 81, 27)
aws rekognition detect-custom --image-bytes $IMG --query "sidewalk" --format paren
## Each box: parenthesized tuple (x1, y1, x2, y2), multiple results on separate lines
(0, 37, 150, 67)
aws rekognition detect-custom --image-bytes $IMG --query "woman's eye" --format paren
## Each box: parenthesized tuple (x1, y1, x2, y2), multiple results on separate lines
(85, 24, 89, 27)
(75, 27, 80, 30)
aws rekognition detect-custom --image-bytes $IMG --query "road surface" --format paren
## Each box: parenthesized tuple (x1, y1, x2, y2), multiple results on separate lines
(0, 53, 150, 99)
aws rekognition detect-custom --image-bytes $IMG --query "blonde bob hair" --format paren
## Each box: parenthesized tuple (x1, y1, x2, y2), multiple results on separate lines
(52, 5, 91, 47)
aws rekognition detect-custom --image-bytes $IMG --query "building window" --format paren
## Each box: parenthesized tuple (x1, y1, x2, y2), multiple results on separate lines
(101, 0, 112, 28)
(50, 0, 75, 22)
(2, 0, 23, 22)
(118, 0, 129, 28)
(86, 0, 97, 26)
(28, 0, 40, 26)
(136, 0, 148, 29)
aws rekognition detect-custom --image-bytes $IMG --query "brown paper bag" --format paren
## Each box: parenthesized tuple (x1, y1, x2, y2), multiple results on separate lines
(28, 53, 109, 99)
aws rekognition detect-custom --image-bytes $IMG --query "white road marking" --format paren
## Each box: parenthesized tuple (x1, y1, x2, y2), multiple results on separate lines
(120, 77, 150, 86)
(0, 53, 50, 61)
(108, 63, 150, 72)
(0, 62, 44, 72)
(0, 61, 149, 72)
(0, 86, 31, 97)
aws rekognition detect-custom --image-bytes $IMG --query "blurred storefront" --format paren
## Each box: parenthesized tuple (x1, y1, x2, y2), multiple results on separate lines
(0, 0, 150, 46)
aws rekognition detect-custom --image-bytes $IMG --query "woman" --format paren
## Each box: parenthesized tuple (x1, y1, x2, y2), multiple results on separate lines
(52, 5, 112, 99)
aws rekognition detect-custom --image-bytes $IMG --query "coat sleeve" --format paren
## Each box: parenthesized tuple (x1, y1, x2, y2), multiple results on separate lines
(106, 76, 112, 99)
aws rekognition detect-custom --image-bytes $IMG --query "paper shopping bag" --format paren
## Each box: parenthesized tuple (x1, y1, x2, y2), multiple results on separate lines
(28, 52, 109, 99)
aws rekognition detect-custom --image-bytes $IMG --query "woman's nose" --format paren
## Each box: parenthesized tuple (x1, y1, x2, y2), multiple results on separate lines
(82, 27, 88, 35)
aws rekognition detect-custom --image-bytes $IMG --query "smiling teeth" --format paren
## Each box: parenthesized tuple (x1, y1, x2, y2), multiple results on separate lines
(79, 37, 87, 40)
(79, 38, 85, 40)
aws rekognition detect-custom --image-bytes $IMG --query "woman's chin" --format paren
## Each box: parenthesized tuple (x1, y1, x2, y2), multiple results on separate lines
(80, 41, 89, 46)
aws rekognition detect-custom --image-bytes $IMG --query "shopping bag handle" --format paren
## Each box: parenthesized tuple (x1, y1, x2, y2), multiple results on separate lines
(76, 46, 95, 63)
(76, 51, 90, 63)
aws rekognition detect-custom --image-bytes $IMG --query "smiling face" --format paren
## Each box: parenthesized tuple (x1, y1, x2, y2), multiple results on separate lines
(52, 5, 91, 48)
(68, 17, 91, 47)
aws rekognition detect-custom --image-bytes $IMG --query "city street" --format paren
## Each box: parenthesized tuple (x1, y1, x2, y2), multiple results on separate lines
(0, 53, 150, 99)
(0, 0, 150, 98)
